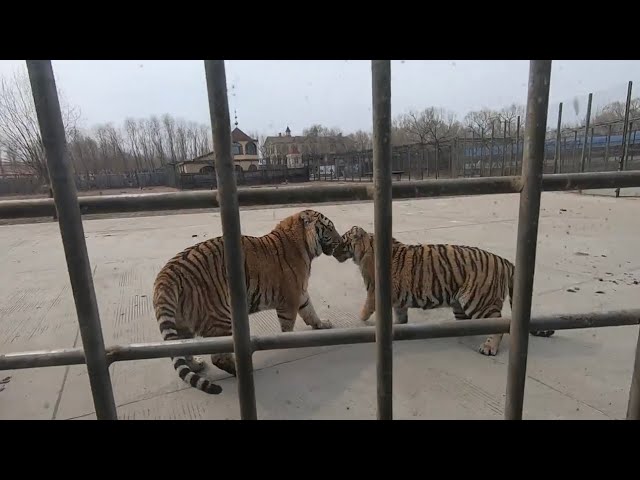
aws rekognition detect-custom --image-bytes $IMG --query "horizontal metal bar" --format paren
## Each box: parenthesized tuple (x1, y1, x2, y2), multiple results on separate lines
(2, 171, 640, 219)
(1, 309, 638, 371)
(0, 348, 86, 369)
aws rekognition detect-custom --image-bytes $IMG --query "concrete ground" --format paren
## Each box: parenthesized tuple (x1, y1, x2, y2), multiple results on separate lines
(0, 191, 638, 420)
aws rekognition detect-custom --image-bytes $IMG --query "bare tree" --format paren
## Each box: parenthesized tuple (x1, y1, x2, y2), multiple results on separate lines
(348, 130, 372, 151)
(0, 68, 80, 182)
(498, 103, 525, 137)
(302, 124, 343, 137)
(463, 109, 500, 139)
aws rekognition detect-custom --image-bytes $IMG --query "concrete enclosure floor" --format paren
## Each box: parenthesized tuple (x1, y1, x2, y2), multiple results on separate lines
(0, 191, 638, 419)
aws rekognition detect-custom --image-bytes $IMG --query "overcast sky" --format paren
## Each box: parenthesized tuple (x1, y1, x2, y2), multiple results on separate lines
(1, 60, 639, 135)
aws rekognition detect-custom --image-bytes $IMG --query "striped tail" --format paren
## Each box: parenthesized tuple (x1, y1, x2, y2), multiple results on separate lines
(156, 311, 222, 395)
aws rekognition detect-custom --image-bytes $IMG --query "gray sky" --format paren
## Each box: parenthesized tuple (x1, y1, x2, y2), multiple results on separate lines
(1, 60, 639, 134)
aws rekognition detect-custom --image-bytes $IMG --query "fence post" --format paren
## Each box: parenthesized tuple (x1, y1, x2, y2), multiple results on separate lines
(504, 60, 552, 420)
(580, 93, 593, 173)
(501, 120, 507, 176)
(616, 81, 633, 197)
(26, 60, 118, 420)
(554, 103, 563, 174)
(515, 116, 521, 173)
(489, 120, 495, 176)
(588, 127, 594, 169)
(604, 124, 612, 168)
(371, 60, 393, 420)
(203, 60, 257, 420)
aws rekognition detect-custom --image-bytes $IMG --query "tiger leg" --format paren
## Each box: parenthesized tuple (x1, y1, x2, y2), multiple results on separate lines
(476, 310, 504, 357)
(359, 290, 376, 322)
(175, 327, 206, 373)
(394, 307, 409, 324)
(201, 320, 237, 377)
(455, 301, 504, 356)
(298, 292, 333, 330)
(277, 304, 299, 333)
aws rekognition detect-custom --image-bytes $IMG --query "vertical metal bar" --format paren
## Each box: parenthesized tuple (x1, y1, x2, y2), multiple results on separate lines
(627, 325, 640, 420)
(26, 60, 118, 420)
(489, 120, 495, 176)
(450, 140, 455, 178)
(516, 116, 521, 173)
(480, 129, 486, 176)
(604, 124, 612, 168)
(616, 81, 633, 197)
(371, 60, 393, 421)
(580, 93, 593, 172)
(203, 60, 257, 420)
(435, 143, 440, 179)
(501, 120, 507, 176)
(407, 148, 411, 181)
(554, 103, 563, 173)
(471, 131, 476, 176)
(572, 130, 578, 172)
(504, 60, 552, 420)
(588, 127, 594, 169)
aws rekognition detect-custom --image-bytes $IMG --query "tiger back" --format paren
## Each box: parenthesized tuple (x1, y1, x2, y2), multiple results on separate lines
(152, 209, 342, 395)
(333, 226, 555, 356)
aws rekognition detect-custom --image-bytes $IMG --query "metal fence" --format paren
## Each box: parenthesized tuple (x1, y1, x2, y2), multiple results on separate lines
(1, 60, 640, 420)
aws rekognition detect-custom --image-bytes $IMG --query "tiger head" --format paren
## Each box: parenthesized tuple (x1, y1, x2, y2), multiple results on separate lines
(299, 209, 342, 257)
(333, 225, 371, 264)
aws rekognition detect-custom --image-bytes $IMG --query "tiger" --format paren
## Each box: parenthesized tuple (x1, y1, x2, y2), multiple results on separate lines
(332, 226, 554, 356)
(152, 209, 342, 395)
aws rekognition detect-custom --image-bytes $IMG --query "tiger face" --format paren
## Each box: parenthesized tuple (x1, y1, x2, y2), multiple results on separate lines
(300, 209, 342, 256)
(333, 225, 369, 263)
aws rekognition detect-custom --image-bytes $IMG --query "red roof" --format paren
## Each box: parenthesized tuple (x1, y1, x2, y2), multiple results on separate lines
(232, 127, 255, 143)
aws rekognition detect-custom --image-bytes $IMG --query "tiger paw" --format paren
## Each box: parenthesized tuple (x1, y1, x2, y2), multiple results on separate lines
(314, 320, 333, 330)
(186, 356, 206, 373)
(478, 340, 498, 356)
(211, 354, 237, 377)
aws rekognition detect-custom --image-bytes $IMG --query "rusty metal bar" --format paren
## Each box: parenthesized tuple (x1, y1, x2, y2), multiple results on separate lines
(616, 81, 633, 197)
(25, 60, 118, 420)
(504, 60, 552, 420)
(554, 103, 563, 173)
(3, 171, 640, 220)
(371, 60, 393, 420)
(2, 310, 638, 372)
(203, 60, 257, 420)
(580, 93, 593, 172)
(627, 325, 640, 420)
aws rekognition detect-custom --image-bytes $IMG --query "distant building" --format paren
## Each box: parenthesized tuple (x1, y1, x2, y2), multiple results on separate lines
(263, 126, 357, 167)
(176, 126, 260, 174)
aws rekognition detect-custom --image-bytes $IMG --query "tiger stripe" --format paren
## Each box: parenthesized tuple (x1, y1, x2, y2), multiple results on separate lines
(333, 226, 555, 356)
(152, 209, 342, 395)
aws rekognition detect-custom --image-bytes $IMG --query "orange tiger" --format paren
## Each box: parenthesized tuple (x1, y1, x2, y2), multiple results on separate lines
(332, 226, 554, 356)
(152, 209, 342, 395)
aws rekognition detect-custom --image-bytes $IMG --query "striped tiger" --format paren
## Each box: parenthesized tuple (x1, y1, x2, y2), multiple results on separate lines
(152, 209, 342, 395)
(332, 226, 554, 356)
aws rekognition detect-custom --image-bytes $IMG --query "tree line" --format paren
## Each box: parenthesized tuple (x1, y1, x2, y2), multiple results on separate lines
(1, 66, 638, 183)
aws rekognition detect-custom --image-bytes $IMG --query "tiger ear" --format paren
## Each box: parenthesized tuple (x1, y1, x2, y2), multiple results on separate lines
(351, 226, 365, 239)
(300, 211, 312, 227)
